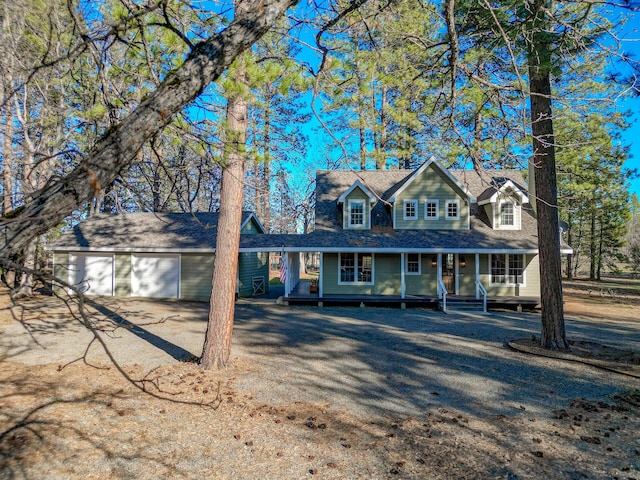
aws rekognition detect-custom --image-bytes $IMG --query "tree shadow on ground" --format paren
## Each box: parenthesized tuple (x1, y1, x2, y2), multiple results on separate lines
(231, 304, 640, 420)
(0, 361, 190, 480)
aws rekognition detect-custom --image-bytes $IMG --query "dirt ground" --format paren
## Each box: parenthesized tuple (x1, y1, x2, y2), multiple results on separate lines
(1, 282, 639, 480)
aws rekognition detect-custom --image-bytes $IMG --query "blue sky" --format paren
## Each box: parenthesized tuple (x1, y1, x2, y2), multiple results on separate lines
(621, 97, 639, 197)
(617, 10, 640, 196)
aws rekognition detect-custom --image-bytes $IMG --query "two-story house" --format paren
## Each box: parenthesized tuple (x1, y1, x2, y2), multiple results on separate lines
(274, 156, 567, 310)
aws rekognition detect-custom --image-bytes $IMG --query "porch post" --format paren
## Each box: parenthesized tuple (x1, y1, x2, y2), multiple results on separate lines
(319, 252, 323, 298)
(284, 251, 289, 296)
(400, 252, 406, 299)
(437, 253, 442, 297)
(475, 253, 480, 299)
(454, 253, 459, 295)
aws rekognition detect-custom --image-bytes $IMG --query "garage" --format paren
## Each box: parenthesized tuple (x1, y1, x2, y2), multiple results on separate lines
(69, 253, 114, 296)
(131, 254, 180, 298)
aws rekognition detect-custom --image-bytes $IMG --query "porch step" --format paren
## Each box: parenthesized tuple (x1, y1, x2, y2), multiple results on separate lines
(439, 299, 486, 313)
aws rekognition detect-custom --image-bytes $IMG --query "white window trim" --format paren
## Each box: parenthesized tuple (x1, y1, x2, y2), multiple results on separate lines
(445, 199, 460, 220)
(347, 199, 366, 228)
(403, 199, 418, 220)
(405, 253, 421, 275)
(424, 199, 439, 220)
(490, 253, 526, 286)
(498, 200, 519, 230)
(338, 252, 375, 285)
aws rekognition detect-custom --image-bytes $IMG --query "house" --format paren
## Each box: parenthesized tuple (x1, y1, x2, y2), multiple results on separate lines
(49, 212, 269, 300)
(242, 157, 570, 310)
(48, 157, 570, 311)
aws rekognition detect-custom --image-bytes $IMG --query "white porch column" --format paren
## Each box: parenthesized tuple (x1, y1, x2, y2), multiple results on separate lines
(319, 252, 323, 298)
(437, 253, 442, 297)
(475, 253, 480, 299)
(284, 251, 290, 296)
(292, 253, 300, 288)
(454, 253, 459, 295)
(400, 252, 406, 299)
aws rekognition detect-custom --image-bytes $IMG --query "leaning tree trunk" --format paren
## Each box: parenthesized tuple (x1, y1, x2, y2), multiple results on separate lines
(200, 28, 249, 370)
(11, 239, 37, 299)
(0, 0, 296, 259)
(527, 0, 569, 350)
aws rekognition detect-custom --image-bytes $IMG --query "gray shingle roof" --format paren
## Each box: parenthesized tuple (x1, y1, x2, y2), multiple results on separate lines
(239, 213, 540, 252)
(314, 168, 530, 232)
(48, 167, 559, 254)
(49, 212, 258, 251)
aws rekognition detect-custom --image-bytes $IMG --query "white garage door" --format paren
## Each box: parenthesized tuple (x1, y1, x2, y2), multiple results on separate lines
(131, 254, 180, 298)
(69, 253, 114, 296)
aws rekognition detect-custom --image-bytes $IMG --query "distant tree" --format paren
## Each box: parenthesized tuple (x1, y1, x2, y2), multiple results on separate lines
(557, 109, 634, 280)
(244, 30, 311, 230)
(317, 0, 444, 170)
(625, 193, 640, 273)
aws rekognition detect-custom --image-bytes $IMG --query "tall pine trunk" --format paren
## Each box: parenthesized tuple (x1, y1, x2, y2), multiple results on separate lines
(527, 0, 569, 350)
(589, 210, 597, 280)
(262, 105, 271, 230)
(200, 16, 249, 369)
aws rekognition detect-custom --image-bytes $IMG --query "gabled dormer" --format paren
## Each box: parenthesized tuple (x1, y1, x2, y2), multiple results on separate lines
(388, 157, 476, 230)
(477, 180, 529, 230)
(240, 212, 267, 234)
(337, 180, 377, 230)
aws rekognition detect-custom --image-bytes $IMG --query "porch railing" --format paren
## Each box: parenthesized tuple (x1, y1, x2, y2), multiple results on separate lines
(438, 278, 448, 312)
(475, 280, 487, 313)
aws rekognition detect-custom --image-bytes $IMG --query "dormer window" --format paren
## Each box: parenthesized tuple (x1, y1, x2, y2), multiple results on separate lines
(349, 200, 365, 227)
(500, 202, 515, 227)
(338, 180, 376, 230)
(445, 200, 459, 220)
(404, 200, 418, 220)
(478, 179, 528, 231)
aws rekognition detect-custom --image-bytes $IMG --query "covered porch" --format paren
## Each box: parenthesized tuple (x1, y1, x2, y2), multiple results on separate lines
(280, 250, 539, 311)
(283, 279, 539, 311)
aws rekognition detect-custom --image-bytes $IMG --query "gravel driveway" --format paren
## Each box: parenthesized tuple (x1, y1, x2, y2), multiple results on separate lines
(2, 296, 638, 420)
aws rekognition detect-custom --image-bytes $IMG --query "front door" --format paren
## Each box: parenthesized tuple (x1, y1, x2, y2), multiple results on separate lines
(442, 253, 455, 293)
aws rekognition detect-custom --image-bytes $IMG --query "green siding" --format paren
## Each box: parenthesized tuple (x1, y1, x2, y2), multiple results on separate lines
(458, 255, 476, 296)
(491, 197, 523, 230)
(372, 254, 400, 295)
(241, 218, 262, 234)
(479, 254, 540, 297)
(405, 255, 438, 295)
(394, 163, 469, 230)
(181, 254, 215, 301)
(322, 253, 373, 295)
(238, 251, 269, 297)
(483, 204, 494, 228)
(53, 252, 70, 295)
(114, 254, 131, 296)
(343, 187, 371, 230)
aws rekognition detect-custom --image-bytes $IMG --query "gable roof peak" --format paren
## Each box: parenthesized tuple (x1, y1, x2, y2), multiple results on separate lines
(388, 156, 477, 203)
(337, 179, 378, 204)
(477, 179, 529, 206)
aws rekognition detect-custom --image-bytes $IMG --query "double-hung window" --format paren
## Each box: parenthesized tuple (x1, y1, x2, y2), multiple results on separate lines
(500, 201, 515, 227)
(508, 255, 524, 284)
(424, 200, 439, 220)
(403, 200, 418, 220)
(406, 253, 421, 275)
(491, 254, 525, 285)
(349, 200, 365, 227)
(339, 253, 373, 284)
(445, 199, 459, 220)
